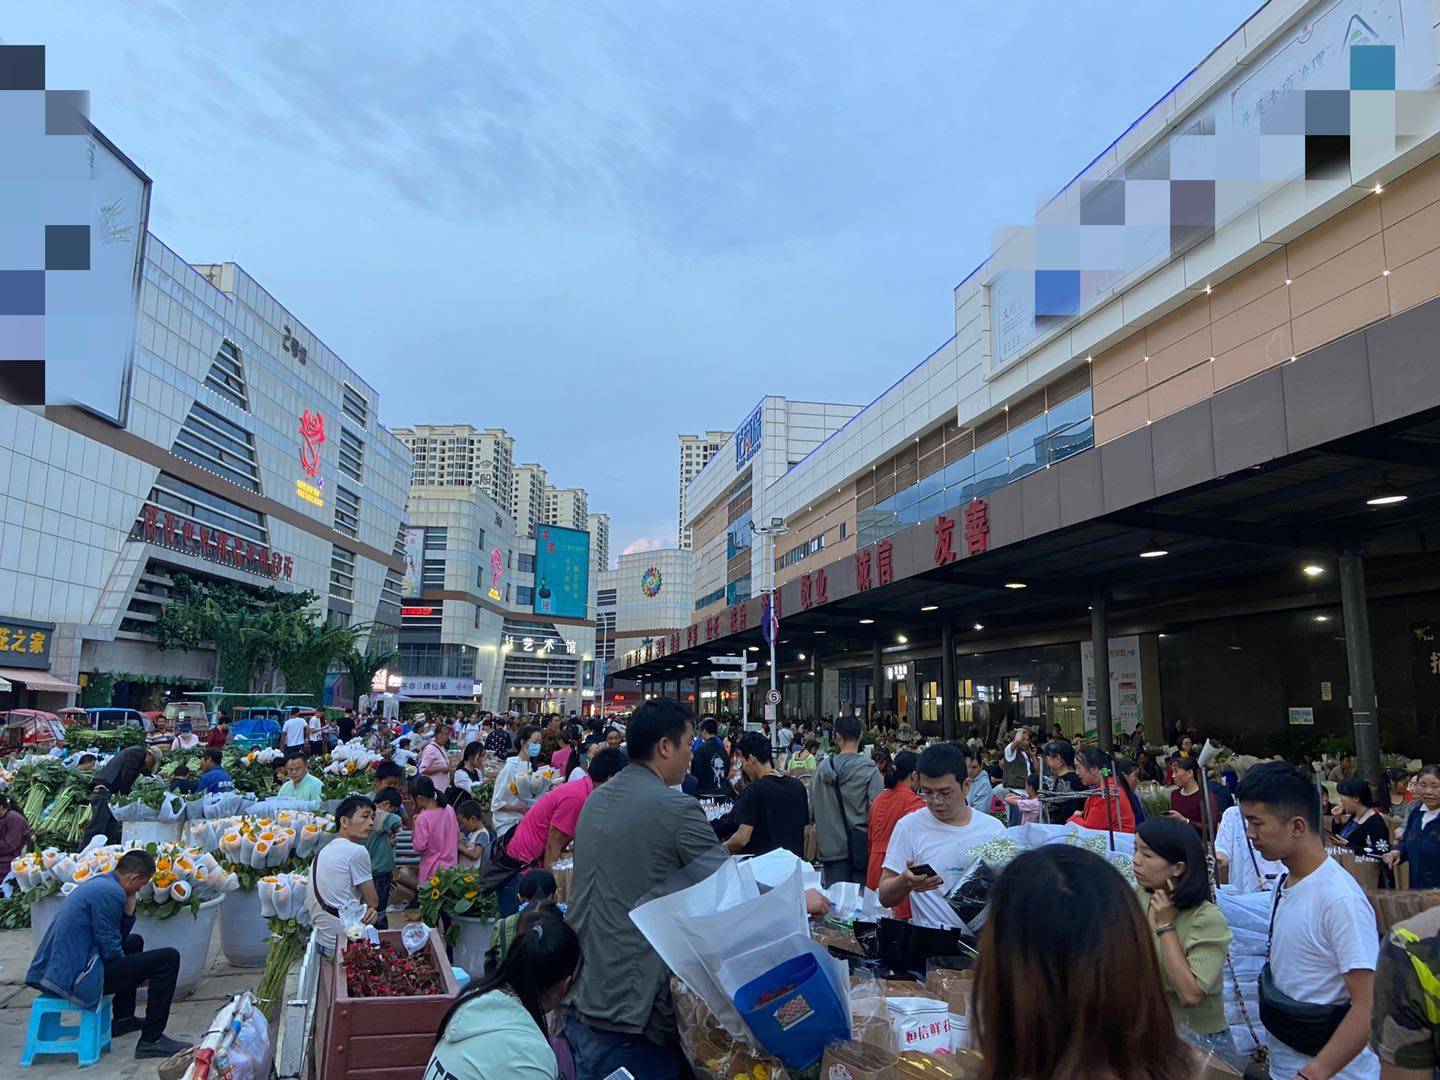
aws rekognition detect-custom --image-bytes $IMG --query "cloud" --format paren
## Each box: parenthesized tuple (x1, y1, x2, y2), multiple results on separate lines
(620, 536, 667, 557)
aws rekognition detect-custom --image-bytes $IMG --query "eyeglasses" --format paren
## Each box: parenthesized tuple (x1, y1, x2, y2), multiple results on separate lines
(919, 786, 959, 803)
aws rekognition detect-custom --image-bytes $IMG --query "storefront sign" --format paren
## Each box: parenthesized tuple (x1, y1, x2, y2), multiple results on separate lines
(401, 607, 436, 617)
(280, 325, 309, 364)
(885, 664, 908, 682)
(503, 635, 577, 655)
(299, 409, 326, 478)
(1412, 622, 1440, 735)
(0, 617, 54, 670)
(133, 502, 292, 580)
(1081, 635, 1142, 734)
(735, 404, 762, 470)
(295, 478, 324, 507)
(534, 526, 590, 619)
(398, 676, 476, 698)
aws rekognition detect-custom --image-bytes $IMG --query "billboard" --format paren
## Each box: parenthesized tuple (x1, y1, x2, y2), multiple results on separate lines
(533, 525, 590, 619)
(401, 527, 424, 597)
(735, 404, 762, 469)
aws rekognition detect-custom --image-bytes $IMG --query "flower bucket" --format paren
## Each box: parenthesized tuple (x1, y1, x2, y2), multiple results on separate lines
(122, 820, 185, 848)
(219, 886, 270, 968)
(450, 915, 494, 982)
(734, 952, 849, 1071)
(135, 895, 225, 999)
(28, 894, 63, 953)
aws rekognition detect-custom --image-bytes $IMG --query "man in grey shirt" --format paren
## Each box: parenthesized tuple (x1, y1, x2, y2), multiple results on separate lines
(566, 697, 725, 1080)
(811, 715, 884, 886)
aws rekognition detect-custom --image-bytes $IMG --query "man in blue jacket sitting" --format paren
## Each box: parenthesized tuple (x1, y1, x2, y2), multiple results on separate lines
(26, 849, 190, 1059)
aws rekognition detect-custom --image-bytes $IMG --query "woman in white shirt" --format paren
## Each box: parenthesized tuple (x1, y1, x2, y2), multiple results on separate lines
(170, 721, 199, 752)
(452, 741, 487, 795)
(490, 725, 554, 835)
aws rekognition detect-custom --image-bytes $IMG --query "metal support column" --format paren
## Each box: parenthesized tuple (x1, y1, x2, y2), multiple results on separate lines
(811, 651, 823, 723)
(1340, 552, 1383, 794)
(941, 618, 957, 742)
(1092, 590, 1113, 755)
(872, 639, 884, 724)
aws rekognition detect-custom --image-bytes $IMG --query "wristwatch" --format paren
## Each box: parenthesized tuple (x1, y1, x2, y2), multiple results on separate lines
(1153, 924, 1177, 937)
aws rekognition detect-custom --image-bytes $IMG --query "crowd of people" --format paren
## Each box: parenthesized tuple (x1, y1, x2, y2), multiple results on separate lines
(14, 698, 1440, 1077)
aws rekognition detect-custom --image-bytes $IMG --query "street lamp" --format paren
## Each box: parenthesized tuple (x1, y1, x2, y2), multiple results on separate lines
(750, 516, 788, 758)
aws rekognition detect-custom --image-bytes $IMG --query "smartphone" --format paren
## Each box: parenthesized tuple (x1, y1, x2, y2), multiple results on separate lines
(910, 863, 938, 878)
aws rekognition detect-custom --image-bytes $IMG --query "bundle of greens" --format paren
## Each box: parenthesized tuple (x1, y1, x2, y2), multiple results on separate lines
(62, 724, 144, 754)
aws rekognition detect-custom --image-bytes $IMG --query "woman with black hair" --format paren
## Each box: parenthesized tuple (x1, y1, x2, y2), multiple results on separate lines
(1330, 778, 1393, 886)
(429, 906, 579, 1078)
(1066, 746, 1137, 832)
(450, 741, 488, 800)
(1133, 818, 1240, 1067)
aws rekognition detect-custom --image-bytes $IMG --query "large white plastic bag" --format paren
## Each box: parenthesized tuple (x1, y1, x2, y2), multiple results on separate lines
(1007, 821, 1136, 857)
(629, 855, 758, 1037)
(741, 847, 821, 893)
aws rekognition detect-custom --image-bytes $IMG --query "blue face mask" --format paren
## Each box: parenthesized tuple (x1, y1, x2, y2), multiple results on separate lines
(526, 742, 541, 759)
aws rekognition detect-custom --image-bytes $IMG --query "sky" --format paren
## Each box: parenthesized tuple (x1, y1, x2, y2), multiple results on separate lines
(7, 1, 1260, 562)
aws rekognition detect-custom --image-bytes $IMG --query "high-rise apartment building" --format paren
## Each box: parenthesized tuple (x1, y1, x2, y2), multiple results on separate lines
(678, 431, 729, 549)
(512, 463, 548, 539)
(543, 485, 589, 533)
(587, 512, 610, 572)
(393, 424, 515, 508)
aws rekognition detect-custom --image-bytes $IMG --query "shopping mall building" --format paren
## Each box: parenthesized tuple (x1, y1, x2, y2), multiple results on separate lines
(0, 129, 411, 711)
(617, 0, 1440, 759)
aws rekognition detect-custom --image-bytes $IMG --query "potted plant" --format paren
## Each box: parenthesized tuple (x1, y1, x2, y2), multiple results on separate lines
(418, 865, 498, 980)
(315, 927, 460, 1080)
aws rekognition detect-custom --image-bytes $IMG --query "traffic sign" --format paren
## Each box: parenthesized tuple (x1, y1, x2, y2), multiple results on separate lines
(712, 670, 750, 681)
(765, 688, 781, 706)
(710, 655, 747, 665)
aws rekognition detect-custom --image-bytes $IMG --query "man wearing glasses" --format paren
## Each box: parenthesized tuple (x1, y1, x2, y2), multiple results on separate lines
(878, 743, 1006, 928)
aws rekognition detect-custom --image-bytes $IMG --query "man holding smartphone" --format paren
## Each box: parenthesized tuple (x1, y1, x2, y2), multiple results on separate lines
(878, 743, 1006, 928)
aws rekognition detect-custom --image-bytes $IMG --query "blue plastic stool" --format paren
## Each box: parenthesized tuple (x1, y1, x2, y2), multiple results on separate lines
(19, 995, 112, 1067)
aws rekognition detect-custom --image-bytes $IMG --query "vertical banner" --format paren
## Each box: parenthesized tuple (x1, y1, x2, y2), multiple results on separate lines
(1081, 635, 1143, 734)
(1413, 623, 1440, 737)
(401, 527, 424, 597)
(533, 525, 591, 619)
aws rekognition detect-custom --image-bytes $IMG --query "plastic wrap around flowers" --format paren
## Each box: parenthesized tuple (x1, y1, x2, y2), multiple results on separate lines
(239, 747, 285, 766)
(13, 842, 238, 911)
(323, 740, 381, 775)
(258, 871, 313, 925)
(187, 812, 334, 886)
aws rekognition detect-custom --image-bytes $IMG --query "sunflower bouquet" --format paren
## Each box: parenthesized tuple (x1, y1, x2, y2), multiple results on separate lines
(418, 865, 498, 934)
(187, 812, 334, 889)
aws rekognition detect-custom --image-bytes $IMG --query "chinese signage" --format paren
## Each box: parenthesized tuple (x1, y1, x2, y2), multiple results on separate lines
(504, 635, 578, 656)
(398, 676, 477, 698)
(533, 526, 590, 619)
(1080, 635, 1142, 734)
(401, 607, 436, 617)
(0, 617, 54, 670)
(734, 404, 762, 470)
(1413, 622, 1440, 736)
(132, 503, 292, 580)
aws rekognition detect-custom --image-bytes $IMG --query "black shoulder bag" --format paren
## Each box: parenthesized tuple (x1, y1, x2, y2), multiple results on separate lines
(1256, 873, 1351, 1056)
(828, 760, 869, 874)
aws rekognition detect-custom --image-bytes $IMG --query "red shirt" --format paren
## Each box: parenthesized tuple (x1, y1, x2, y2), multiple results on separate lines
(867, 785, 925, 919)
(205, 727, 227, 749)
(1067, 778, 1137, 833)
(508, 775, 594, 867)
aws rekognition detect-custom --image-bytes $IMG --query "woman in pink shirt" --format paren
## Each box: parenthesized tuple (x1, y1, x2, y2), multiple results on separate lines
(408, 776, 459, 883)
(419, 724, 454, 796)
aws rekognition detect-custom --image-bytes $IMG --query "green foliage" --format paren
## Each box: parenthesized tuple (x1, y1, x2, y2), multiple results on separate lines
(419, 865, 498, 931)
(0, 892, 31, 930)
(340, 643, 398, 709)
(80, 671, 117, 708)
(63, 724, 144, 754)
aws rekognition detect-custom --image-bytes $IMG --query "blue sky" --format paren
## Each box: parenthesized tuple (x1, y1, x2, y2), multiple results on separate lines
(8, 1, 1259, 559)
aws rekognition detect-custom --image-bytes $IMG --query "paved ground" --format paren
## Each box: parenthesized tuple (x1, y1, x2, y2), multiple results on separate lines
(0, 927, 261, 1077)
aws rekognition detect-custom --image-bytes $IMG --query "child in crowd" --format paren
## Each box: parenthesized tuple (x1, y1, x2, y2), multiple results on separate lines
(368, 787, 403, 929)
(1004, 774, 1043, 825)
(486, 869, 562, 974)
(373, 761, 413, 827)
(167, 765, 197, 795)
(408, 776, 458, 884)
(455, 800, 492, 870)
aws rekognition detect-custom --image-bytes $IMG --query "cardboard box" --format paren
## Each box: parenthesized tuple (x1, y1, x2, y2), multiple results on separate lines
(1366, 889, 1440, 935)
(924, 968, 974, 1015)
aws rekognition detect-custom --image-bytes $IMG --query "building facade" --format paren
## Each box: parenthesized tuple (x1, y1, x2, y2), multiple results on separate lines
(587, 512, 611, 572)
(511, 463, 547, 539)
(0, 237, 411, 710)
(392, 424, 516, 509)
(619, 0, 1440, 763)
(543, 485, 589, 532)
(678, 431, 729, 549)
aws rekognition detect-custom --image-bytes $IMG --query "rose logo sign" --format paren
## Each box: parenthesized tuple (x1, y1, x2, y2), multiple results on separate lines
(299, 409, 326, 478)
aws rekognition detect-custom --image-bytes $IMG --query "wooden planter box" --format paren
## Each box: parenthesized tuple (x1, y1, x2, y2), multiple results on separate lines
(316, 928, 461, 1080)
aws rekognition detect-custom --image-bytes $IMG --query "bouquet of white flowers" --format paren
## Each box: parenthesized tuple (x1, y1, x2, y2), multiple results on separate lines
(14, 841, 238, 916)
(188, 812, 335, 888)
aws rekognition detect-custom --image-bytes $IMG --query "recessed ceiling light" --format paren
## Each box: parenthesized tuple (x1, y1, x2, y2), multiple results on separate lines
(1366, 492, 1408, 507)
(1302, 564, 1325, 578)
(1139, 546, 1169, 558)
(972, 622, 985, 631)
(859, 618, 875, 625)
(747, 645, 759, 652)
(897, 634, 908, 644)
(813, 629, 826, 635)
(1004, 582, 1026, 590)
(798, 653, 806, 661)
(920, 604, 939, 612)
(1314, 614, 1330, 623)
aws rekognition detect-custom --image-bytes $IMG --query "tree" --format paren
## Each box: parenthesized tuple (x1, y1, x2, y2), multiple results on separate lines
(271, 620, 364, 703)
(340, 641, 399, 708)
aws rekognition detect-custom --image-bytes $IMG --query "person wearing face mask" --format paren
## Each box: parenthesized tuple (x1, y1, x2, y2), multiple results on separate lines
(1384, 764, 1440, 888)
(491, 725, 555, 836)
(428, 905, 580, 1079)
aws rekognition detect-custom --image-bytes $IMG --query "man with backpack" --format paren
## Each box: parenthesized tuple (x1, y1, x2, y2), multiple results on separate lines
(811, 715, 883, 886)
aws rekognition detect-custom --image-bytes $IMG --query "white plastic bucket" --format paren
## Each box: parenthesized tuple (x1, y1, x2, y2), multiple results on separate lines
(218, 887, 270, 968)
(28, 894, 62, 952)
(450, 915, 494, 981)
(121, 820, 185, 848)
(135, 895, 225, 999)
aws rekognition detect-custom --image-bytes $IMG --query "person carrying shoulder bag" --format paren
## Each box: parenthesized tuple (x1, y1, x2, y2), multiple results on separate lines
(810, 716, 882, 888)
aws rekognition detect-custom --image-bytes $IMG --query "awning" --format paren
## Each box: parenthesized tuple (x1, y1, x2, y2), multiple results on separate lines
(0, 668, 82, 693)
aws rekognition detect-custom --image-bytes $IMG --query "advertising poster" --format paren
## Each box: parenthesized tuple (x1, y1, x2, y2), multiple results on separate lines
(401, 527, 424, 597)
(533, 525, 590, 619)
(1081, 635, 1143, 734)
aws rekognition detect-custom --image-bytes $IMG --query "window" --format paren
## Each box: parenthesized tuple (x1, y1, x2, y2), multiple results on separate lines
(839, 521, 848, 540)
(329, 545, 356, 602)
(338, 427, 364, 483)
(150, 472, 268, 543)
(421, 558, 445, 590)
(476, 528, 486, 550)
(424, 528, 447, 553)
(597, 588, 617, 606)
(342, 383, 369, 427)
(380, 566, 404, 611)
(517, 552, 535, 573)
(204, 340, 249, 410)
(171, 402, 262, 491)
(516, 585, 534, 605)
(333, 486, 361, 539)
(694, 585, 725, 610)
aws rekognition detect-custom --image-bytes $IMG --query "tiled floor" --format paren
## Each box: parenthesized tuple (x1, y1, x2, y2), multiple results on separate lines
(0, 927, 262, 1078)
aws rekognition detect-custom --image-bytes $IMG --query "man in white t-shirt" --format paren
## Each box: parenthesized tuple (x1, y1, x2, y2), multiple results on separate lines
(305, 794, 379, 953)
(879, 743, 1006, 929)
(281, 712, 309, 752)
(1214, 803, 1284, 894)
(1236, 762, 1379, 1080)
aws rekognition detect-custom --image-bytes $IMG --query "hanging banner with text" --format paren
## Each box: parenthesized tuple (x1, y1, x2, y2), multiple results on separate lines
(1081, 635, 1143, 735)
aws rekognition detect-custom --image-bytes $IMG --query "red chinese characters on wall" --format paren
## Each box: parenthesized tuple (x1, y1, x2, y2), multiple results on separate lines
(670, 632, 681, 654)
(655, 637, 667, 659)
(706, 616, 721, 641)
(964, 499, 990, 555)
(686, 624, 699, 649)
(813, 567, 828, 605)
(800, 573, 813, 609)
(136, 502, 292, 579)
(934, 514, 957, 565)
(855, 547, 872, 591)
(877, 539, 894, 585)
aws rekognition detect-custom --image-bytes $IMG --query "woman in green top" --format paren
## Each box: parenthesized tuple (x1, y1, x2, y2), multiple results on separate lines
(1133, 817, 1240, 1069)
(788, 739, 820, 773)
